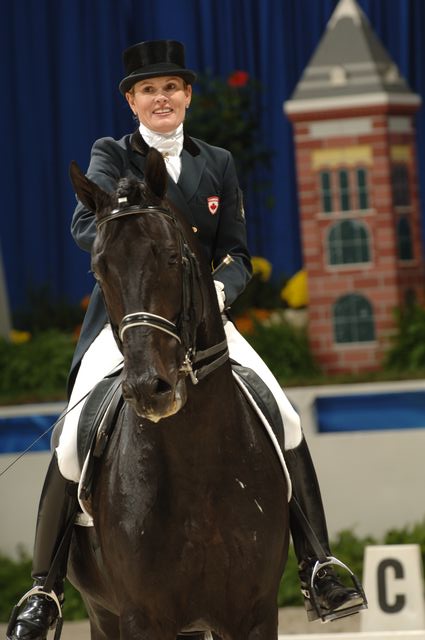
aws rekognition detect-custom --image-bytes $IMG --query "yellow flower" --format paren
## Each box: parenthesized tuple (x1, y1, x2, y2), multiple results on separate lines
(9, 329, 32, 344)
(281, 270, 308, 308)
(251, 256, 272, 282)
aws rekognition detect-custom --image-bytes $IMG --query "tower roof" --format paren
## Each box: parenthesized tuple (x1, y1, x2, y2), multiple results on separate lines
(285, 0, 420, 115)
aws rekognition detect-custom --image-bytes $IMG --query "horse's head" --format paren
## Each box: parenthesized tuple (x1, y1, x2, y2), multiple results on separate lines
(70, 149, 210, 422)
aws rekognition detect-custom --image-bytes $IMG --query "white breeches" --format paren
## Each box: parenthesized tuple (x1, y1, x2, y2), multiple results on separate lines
(56, 325, 123, 482)
(223, 321, 302, 450)
(56, 321, 302, 482)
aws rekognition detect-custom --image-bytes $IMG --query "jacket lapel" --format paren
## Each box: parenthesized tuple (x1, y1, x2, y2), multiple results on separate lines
(129, 130, 204, 227)
(177, 148, 206, 202)
(129, 130, 147, 177)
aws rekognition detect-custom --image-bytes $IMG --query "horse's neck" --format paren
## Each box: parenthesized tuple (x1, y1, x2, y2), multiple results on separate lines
(196, 275, 227, 349)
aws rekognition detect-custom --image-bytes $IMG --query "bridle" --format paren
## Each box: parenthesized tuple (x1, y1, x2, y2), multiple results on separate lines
(96, 203, 229, 384)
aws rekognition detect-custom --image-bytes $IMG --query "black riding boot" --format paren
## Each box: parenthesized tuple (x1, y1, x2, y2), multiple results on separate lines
(286, 438, 366, 622)
(7, 453, 78, 640)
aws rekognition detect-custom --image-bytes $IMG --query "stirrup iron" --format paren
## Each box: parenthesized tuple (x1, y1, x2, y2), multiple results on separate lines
(307, 556, 367, 623)
(6, 585, 63, 640)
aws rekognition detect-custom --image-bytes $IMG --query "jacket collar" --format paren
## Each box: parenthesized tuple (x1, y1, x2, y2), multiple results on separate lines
(130, 129, 200, 157)
(129, 129, 205, 203)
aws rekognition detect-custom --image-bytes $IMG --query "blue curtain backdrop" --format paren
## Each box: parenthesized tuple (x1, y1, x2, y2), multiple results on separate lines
(0, 0, 424, 311)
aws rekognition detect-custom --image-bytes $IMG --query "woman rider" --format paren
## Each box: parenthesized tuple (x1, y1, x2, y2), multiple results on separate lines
(8, 40, 365, 640)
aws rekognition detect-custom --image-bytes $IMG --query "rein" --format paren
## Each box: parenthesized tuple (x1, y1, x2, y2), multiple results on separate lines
(96, 203, 228, 384)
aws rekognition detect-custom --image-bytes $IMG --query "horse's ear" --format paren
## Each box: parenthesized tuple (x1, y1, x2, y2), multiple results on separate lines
(144, 148, 167, 200)
(69, 161, 109, 213)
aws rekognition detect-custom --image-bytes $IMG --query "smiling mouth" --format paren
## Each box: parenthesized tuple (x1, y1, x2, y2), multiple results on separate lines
(153, 108, 173, 115)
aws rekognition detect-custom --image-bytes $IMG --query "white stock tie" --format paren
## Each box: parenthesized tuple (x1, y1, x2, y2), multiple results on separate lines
(139, 123, 183, 183)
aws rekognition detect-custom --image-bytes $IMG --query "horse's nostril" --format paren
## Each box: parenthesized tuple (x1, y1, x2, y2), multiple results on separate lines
(122, 377, 173, 401)
(154, 378, 173, 395)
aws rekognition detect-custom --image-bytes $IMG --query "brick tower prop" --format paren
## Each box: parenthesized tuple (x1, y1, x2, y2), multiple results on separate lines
(284, 0, 424, 374)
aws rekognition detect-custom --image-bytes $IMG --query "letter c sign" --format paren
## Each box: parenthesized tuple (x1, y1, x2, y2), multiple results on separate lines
(361, 545, 425, 632)
(377, 558, 405, 613)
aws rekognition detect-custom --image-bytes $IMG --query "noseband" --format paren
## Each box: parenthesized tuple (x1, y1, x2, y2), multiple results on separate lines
(119, 312, 181, 343)
(96, 204, 229, 384)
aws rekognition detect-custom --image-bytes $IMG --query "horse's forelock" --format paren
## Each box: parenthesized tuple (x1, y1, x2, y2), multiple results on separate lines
(115, 177, 146, 207)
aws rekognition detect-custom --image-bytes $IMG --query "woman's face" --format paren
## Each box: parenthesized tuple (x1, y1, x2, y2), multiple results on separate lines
(126, 76, 192, 133)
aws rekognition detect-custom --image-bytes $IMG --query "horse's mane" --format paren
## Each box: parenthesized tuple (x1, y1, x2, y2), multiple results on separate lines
(116, 148, 166, 207)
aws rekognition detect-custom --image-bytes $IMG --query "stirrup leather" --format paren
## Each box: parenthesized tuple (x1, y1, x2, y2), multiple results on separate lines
(305, 556, 367, 623)
(6, 585, 63, 640)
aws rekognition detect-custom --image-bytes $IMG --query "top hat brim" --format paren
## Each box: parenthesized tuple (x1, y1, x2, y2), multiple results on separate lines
(119, 64, 197, 95)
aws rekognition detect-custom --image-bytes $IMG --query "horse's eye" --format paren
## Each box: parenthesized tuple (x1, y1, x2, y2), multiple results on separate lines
(168, 252, 179, 266)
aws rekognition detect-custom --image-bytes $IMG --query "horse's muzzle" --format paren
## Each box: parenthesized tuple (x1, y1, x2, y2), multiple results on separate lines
(122, 374, 187, 422)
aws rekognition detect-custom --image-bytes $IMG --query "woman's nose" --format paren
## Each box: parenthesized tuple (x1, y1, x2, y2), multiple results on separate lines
(154, 91, 167, 100)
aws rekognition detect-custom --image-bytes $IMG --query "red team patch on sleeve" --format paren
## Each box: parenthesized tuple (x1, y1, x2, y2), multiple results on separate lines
(207, 196, 220, 214)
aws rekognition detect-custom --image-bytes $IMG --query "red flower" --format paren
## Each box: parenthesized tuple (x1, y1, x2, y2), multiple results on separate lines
(227, 70, 249, 88)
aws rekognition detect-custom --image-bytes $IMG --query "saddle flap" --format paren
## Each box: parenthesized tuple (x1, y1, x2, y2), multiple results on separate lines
(77, 371, 123, 500)
(231, 361, 285, 452)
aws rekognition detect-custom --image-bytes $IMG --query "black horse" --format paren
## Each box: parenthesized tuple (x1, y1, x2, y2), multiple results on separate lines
(67, 148, 289, 640)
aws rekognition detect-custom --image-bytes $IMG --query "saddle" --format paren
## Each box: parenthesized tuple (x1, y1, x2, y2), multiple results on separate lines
(231, 361, 285, 453)
(77, 369, 123, 503)
(76, 363, 288, 507)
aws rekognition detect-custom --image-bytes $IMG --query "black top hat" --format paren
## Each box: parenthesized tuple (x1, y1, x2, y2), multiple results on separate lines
(119, 40, 197, 95)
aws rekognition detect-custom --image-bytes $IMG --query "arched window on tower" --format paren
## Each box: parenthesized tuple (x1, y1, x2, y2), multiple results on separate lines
(397, 217, 414, 261)
(333, 294, 375, 344)
(327, 220, 370, 265)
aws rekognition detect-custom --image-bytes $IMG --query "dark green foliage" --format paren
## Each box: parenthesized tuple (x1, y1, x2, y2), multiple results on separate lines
(13, 286, 85, 334)
(0, 550, 87, 621)
(0, 331, 73, 402)
(384, 304, 425, 372)
(279, 528, 382, 607)
(277, 545, 302, 606)
(384, 520, 425, 551)
(0, 550, 32, 621)
(246, 319, 321, 382)
(231, 274, 286, 316)
(185, 71, 271, 186)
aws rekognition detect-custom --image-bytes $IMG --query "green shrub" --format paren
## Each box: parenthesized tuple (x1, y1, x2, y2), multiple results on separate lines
(13, 286, 85, 334)
(0, 331, 74, 403)
(0, 549, 87, 621)
(384, 304, 425, 372)
(0, 550, 32, 621)
(277, 528, 377, 606)
(246, 318, 321, 383)
(231, 274, 286, 316)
